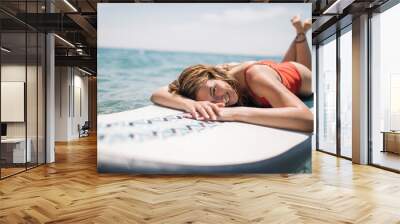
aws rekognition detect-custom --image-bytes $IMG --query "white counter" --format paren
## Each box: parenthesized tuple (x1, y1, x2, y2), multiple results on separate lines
(1, 138, 32, 163)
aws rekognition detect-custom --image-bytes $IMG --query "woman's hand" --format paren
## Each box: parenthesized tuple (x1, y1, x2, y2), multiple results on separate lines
(183, 106, 242, 122)
(183, 100, 225, 120)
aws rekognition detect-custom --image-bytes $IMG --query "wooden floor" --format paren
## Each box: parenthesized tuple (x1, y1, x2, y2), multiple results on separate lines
(372, 150, 400, 171)
(1, 167, 26, 178)
(1, 135, 400, 223)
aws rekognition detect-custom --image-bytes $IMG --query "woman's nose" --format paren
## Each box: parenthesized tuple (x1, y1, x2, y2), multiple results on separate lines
(214, 95, 224, 103)
(214, 96, 224, 103)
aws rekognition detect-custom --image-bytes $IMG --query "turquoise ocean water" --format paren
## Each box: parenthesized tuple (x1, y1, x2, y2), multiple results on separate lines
(98, 48, 281, 114)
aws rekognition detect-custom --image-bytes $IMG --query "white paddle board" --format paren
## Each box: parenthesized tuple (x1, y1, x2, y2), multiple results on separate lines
(97, 104, 312, 173)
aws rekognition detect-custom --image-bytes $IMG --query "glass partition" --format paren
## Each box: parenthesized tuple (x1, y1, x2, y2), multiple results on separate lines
(0, 2, 46, 179)
(26, 0, 41, 169)
(312, 45, 316, 150)
(27, 30, 38, 169)
(317, 35, 337, 155)
(339, 28, 352, 158)
(38, 32, 45, 165)
(370, 3, 400, 171)
(1, 31, 28, 177)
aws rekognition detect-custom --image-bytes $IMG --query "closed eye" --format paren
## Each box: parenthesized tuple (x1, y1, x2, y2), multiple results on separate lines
(212, 85, 216, 98)
(209, 85, 216, 98)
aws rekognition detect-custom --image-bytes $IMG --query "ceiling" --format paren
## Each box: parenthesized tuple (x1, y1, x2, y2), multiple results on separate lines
(0, 0, 393, 75)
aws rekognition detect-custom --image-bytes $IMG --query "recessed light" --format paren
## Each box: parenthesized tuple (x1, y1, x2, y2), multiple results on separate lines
(63, 0, 78, 12)
(54, 34, 75, 48)
(1, 47, 11, 53)
(322, 0, 354, 15)
(78, 67, 92, 76)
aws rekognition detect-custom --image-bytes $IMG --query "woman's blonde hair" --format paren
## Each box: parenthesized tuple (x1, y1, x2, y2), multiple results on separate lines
(168, 64, 248, 106)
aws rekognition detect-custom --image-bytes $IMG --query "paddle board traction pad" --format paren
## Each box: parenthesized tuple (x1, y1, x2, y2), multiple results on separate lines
(98, 105, 312, 174)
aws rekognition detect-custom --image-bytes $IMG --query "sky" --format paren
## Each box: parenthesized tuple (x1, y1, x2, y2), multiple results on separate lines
(98, 3, 311, 57)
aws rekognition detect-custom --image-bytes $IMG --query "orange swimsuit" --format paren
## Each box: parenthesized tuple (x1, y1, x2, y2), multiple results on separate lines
(243, 60, 302, 107)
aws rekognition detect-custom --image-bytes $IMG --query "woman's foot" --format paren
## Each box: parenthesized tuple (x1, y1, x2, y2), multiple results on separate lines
(303, 19, 312, 33)
(291, 15, 304, 34)
(291, 16, 312, 34)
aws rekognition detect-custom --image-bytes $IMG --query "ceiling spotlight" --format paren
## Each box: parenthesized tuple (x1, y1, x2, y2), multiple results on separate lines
(323, 0, 355, 15)
(76, 48, 84, 55)
(1, 47, 11, 53)
(54, 34, 75, 48)
(63, 0, 78, 12)
(78, 67, 92, 76)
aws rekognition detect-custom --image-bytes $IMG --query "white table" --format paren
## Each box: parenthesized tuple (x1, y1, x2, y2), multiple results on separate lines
(1, 138, 31, 163)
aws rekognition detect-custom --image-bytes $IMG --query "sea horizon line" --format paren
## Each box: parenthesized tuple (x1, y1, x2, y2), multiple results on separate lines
(98, 46, 282, 59)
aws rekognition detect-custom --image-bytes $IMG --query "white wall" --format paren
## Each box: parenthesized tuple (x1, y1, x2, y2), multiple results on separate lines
(1, 82, 25, 122)
(55, 66, 69, 141)
(1, 65, 25, 131)
(77, 71, 89, 138)
(55, 67, 89, 141)
(1, 65, 40, 138)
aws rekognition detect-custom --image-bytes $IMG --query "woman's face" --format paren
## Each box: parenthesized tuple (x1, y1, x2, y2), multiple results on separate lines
(196, 79, 238, 106)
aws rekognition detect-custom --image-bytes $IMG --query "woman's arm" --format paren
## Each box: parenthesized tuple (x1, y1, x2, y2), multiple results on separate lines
(222, 65, 313, 132)
(150, 86, 223, 120)
(219, 106, 313, 132)
(150, 86, 192, 111)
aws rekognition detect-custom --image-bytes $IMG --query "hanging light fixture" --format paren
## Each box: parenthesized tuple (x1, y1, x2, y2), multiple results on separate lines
(1, 47, 11, 53)
(63, 0, 78, 12)
(54, 34, 75, 48)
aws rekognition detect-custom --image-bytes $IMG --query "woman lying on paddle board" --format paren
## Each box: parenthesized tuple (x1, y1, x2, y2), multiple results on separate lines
(151, 16, 313, 132)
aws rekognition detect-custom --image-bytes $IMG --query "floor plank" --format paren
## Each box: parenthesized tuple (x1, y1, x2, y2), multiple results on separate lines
(1, 135, 400, 223)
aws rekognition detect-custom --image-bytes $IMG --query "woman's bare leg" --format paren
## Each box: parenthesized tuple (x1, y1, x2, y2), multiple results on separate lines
(291, 16, 312, 70)
(295, 42, 311, 70)
(282, 38, 297, 62)
(286, 16, 313, 96)
(282, 16, 302, 62)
